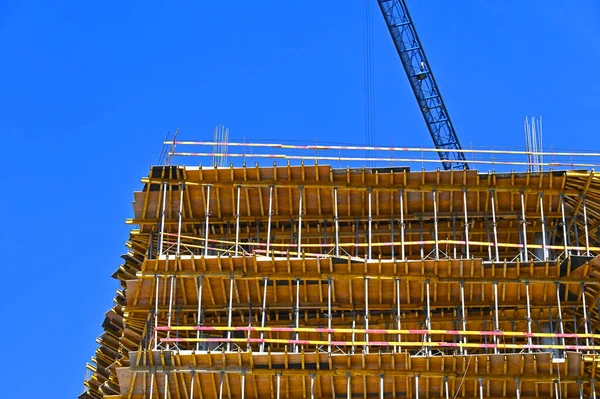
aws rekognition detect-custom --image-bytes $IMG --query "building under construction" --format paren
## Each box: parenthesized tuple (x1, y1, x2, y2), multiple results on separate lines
(81, 143, 600, 398)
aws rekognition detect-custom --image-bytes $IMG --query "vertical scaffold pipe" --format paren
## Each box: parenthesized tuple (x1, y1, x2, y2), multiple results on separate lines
(159, 182, 168, 256)
(515, 378, 521, 399)
(226, 274, 235, 352)
(418, 215, 424, 259)
(463, 189, 470, 258)
(365, 277, 370, 354)
(260, 277, 268, 353)
(452, 216, 457, 259)
(166, 270, 176, 350)
(297, 186, 303, 258)
(490, 189, 500, 262)
(574, 215, 581, 255)
(493, 281, 500, 354)
(444, 376, 449, 399)
(525, 281, 533, 352)
(583, 197, 591, 255)
(164, 373, 169, 399)
(334, 187, 340, 257)
(478, 378, 484, 399)
(241, 373, 246, 399)
(189, 371, 195, 399)
(433, 189, 439, 259)
(414, 375, 419, 399)
(425, 279, 432, 353)
(560, 193, 569, 258)
(581, 282, 591, 350)
(149, 370, 155, 399)
(395, 278, 402, 353)
(266, 186, 273, 256)
(310, 374, 315, 399)
(196, 276, 204, 351)
(539, 192, 548, 261)
(176, 183, 185, 256)
(218, 372, 223, 399)
(154, 275, 160, 350)
(346, 373, 351, 399)
(276, 374, 281, 399)
(204, 185, 211, 255)
(399, 189, 405, 261)
(327, 277, 333, 354)
(351, 308, 356, 355)
(460, 281, 467, 355)
(390, 219, 395, 260)
(485, 217, 492, 261)
(295, 278, 300, 353)
(556, 282, 566, 351)
(520, 191, 529, 262)
(235, 185, 241, 256)
(379, 374, 384, 399)
(368, 188, 373, 260)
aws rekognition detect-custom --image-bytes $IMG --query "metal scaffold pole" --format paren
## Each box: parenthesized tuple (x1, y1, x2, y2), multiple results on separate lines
(399, 189, 405, 261)
(581, 282, 591, 350)
(539, 192, 548, 261)
(235, 185, 241, 256)
(165, 261, 175, 350)
(196, 276, 204, 351)
(297, 186, 303, 258)
(460, 280, 468, 355)
(560, 193, 569, 258)
(327, 277, 333, 354)
(520, 191, 529, 262)
(154, 275, 160, 350)
(493, 281, 500, 354)
(266, 186, 273, 256)
(583, 196, 591, 255)
(433, 189, 439, 259)
(176, 183, 185, 255)
(525, 281, 533, 352)
(159, 182, 168, 256)
(294, 278, 301, 353)
(334, 187, 340, 257)
(490, 189, 500, 262)
(365, 277, 370, 354)
(260, 277, 268, 353)
(368, 188, 373, 260)
(204, 185, 211, 255)
(463, 189, 470, 258)
(226, 274, 235, 351)
(395, 278, 402, 353)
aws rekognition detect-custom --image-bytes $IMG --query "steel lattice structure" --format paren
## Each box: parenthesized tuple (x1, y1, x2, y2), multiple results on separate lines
(377, 0, 469, 170)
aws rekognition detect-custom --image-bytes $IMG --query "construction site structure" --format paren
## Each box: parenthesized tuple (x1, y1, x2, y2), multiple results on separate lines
(81, 143, 600, 398)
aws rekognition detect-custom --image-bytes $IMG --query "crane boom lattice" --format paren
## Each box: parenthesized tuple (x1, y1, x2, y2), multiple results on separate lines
(377, 0, 469, 170)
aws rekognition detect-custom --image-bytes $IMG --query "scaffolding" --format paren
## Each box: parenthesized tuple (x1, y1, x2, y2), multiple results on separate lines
(82, 151, 600, 399)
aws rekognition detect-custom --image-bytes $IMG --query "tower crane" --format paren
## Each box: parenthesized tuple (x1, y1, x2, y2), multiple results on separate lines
(376, 0, 469, 170)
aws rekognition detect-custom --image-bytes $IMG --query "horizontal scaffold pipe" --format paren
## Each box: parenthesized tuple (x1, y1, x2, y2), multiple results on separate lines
(136, 270, 596, 284)
(159, 336, 600, 352)
(129, 363, 585, 383)
(140, 177, 582, 196)
(125, 301, 583, 313)
(171, 152, 600, 168)
(157, 233, 600, 253)
(165, 140, 600, 159)
(155, 325, 600, 340)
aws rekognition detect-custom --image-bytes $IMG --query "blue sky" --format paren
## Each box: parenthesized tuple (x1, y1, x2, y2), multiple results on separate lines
(0, 1, 598, 397)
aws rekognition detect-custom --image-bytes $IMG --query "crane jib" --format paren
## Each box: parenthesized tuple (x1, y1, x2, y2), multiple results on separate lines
(376, 0, 469, 170)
